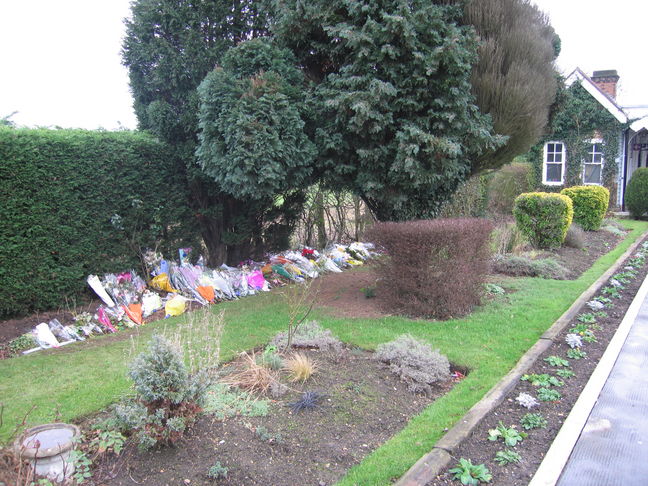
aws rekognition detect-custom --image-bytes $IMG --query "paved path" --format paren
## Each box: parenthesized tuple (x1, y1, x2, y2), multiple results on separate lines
(557, 284, 648, 485)
(531, 273, 648, 486)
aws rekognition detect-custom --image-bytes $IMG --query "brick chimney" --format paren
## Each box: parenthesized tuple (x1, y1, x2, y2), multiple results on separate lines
(591, 70, 620, 100)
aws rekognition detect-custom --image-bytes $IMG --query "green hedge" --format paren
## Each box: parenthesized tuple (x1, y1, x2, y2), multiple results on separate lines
(560, 185, 609, 230)
(626, 168, 648, 219)
(0, 127, 198, 317)
(513, 192, 573, 249)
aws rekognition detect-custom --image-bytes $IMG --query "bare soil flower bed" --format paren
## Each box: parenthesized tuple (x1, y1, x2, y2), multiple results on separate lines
(429, 236, 648, 486)
(97, 348, 460, 486)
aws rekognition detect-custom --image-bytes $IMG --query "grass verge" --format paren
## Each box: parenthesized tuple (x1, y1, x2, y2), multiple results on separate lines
(0, 220, 645, 485)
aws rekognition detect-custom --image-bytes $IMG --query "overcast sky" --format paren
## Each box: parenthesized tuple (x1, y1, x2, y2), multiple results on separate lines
(1, 0, 646, 130)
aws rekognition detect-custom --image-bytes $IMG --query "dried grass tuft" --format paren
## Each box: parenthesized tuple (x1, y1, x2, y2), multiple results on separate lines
(284, 353, 317, 383)
(222, 352, 278, 394)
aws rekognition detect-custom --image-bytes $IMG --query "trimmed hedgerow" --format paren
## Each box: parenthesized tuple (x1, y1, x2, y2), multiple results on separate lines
(513, 192, 573, 249)
(625, 168, 648, 219)
(0, 127, 199, 317)
(367, 218, 493, 319)
(561, 185, 609, 230)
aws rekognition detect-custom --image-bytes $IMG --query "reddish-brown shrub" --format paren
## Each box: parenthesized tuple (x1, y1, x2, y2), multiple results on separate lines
(367, 218, 493, 319)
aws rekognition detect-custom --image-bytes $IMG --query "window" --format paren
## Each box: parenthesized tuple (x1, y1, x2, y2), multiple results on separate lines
(583, 141, 604, 185)
(543, 142, 565, 185)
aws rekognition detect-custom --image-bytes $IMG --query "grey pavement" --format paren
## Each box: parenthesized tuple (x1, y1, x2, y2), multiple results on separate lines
(557, 279, 648, 485)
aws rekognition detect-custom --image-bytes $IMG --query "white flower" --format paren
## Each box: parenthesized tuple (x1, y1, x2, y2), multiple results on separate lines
(516, 392, 539, 409)
(565, 333, 583, 349)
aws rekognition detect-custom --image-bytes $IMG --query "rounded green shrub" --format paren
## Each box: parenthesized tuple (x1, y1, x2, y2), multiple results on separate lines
(560, 185, 609, 230)
(625, 168, 648, 219)
(513, 192, 573, 249)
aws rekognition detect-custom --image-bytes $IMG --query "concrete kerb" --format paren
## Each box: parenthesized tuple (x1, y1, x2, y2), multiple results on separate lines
(394, 230, 648, 486)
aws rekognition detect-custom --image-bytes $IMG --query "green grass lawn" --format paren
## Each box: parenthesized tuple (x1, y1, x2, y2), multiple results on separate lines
(1, 220, 646, 485)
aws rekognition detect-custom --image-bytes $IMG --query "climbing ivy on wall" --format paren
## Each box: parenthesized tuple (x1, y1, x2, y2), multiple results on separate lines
(529, 82, 626, 193)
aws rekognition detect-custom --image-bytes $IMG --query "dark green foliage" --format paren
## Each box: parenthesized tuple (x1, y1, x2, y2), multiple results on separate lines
(123, 0, 301, 265)
(197, 39, 316, 201)
(537, 387, 562, 401)
(117, 335, 208, 449)
(491, 255, 569, 280)
(486, 163, 533, 216)
(368, 219, 493, 319)
(625, 168, 648, 219)
(287, 390, 325, 413)
(438, 176, 489, 219)
(462, 0, 559, 172)
(561, 185, 610, 230)
(0, 127, 197, 317)
(513, 192, 573, 249)
(272, 0, 502, 221)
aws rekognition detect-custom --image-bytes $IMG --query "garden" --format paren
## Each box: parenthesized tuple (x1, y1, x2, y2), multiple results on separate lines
(2, 169, 648, 486)
(4, 0, 648, 484)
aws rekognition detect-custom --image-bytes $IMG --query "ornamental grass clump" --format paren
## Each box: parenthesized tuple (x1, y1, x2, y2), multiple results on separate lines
(375, 334, 450, 395)
(513, 192, 573, 249)
(115, 335, 209, 450)
(561, 185, 609, 230)
(367, 218, 493, 319)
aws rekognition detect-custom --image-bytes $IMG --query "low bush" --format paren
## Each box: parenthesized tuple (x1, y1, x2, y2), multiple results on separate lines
(271, 321, 343, 353)
(284, 353, 317, 382)
(561, 185, 609, 230)
(491, 255, 569, 280)
(487, 162, 533, 216)
(375, 334, 450, 395)
(114, 335, 208, 450)
(563, 224, 586, 249)
(513, 192, 573, 249)
(625, 168, 648, 219)
(367, 218, 493, 319)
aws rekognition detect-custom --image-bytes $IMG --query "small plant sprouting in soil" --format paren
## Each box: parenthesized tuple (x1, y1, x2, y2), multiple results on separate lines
(567, 348, 587, 360)
(449, 458, 492, 485)
(555, 369, 575, 379)
(284, 353, 317, 383)
(515, 392, 539, 409)
(375, 334, 450, 395)
(577, 313, 597, 324)
(521, 373, 563, 387)
(537, 387, 562, 402)
(601, 286, 621, 299)
(520, 413, 548, 430)
(361, 285, 376, 298)
(494, 449, 522, 466)
(288, 391, 325, 413)
(544, 355, 570, 367)
(207, 461, 229, 480)
(487, 421, 527, 447)
(255, 426, 283, 444)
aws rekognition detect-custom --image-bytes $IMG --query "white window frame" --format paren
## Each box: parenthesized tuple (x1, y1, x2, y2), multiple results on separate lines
(583, 138, 604, 185)
(543, 141, 566, 186)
